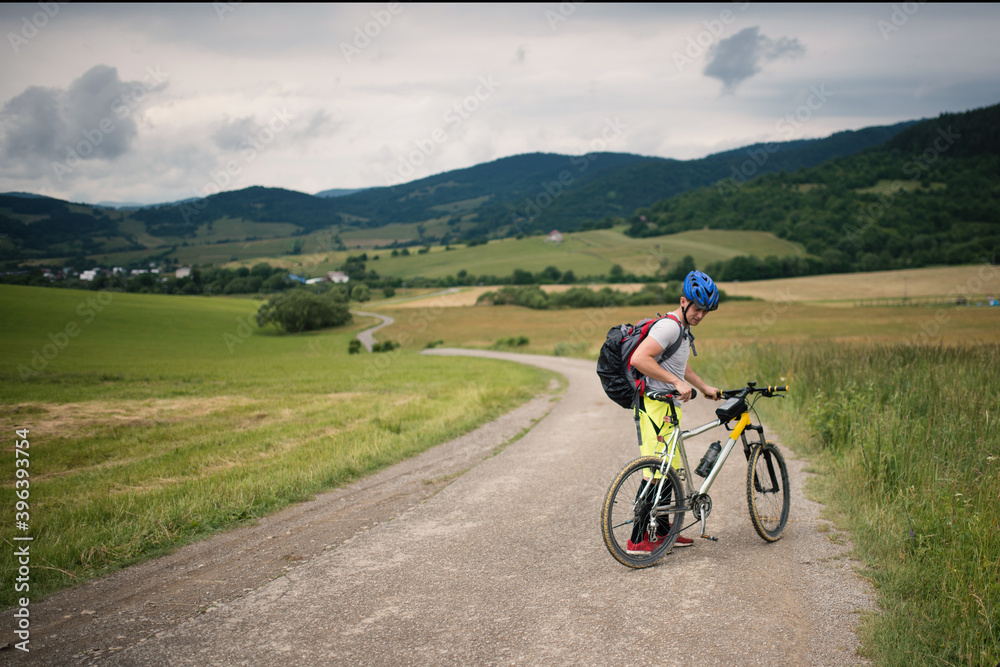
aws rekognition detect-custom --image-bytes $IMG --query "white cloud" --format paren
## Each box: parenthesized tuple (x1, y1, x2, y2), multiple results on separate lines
(0, 3, 998, 204)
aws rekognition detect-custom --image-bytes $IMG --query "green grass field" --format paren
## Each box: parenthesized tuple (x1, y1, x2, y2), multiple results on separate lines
(4, 268, 1000, 665)
(223, 227, 805, 280)
(0, 285, 555, 607)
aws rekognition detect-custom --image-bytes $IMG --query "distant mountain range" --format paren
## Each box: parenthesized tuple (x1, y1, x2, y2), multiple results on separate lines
(4, 104, 997, 269)
(314, 188, 368, 199)
(629, 103, 1000, 278)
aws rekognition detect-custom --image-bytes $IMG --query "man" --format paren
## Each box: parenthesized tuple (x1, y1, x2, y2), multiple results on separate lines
(626, 270, 722, 553)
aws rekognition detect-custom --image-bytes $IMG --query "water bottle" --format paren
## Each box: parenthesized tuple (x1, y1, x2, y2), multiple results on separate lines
(695, 441, 722, 478)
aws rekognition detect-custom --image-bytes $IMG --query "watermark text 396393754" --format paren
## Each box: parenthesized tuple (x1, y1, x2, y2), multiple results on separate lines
(13, 428, 33, 652)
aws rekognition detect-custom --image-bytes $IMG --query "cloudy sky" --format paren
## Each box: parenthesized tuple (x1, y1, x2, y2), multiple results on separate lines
(1, 3, 999, 206)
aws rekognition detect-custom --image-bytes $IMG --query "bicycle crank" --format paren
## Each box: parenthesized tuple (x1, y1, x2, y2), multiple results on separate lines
(692, 494, 718, 542)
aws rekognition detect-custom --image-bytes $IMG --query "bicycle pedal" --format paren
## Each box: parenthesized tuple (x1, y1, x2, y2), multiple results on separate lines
(700, 534, 719, 542)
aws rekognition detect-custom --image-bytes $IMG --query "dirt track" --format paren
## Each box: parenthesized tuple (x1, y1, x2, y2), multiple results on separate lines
(1, 350, 873, 666)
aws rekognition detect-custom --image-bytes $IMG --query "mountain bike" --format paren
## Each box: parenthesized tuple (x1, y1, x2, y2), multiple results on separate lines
(601, 382, 790, 568)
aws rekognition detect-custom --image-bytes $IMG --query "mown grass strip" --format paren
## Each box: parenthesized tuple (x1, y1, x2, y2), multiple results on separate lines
(0, 286, 554, 607)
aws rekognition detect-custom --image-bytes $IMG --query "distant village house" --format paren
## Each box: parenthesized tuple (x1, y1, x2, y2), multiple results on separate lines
(546, 230, 563, 244)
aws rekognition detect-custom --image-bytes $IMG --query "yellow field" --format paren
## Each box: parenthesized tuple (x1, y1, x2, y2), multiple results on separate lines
(373, 299, 1000, 361)
(369, 264, 1000, 356)
(717, 264, 1000, 304)
(378, 265, 1000, 310)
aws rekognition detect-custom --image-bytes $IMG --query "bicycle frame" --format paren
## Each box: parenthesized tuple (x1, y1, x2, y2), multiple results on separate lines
(660, 411, 757, 498)
(644, 395, 771, 539)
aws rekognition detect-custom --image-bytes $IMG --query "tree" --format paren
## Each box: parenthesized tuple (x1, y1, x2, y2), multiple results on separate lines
(668, 255, 696, 281)
(256, 289, 352, 333)
(512, 268, 535, 285)
(538, 265, 562, 283)
(350, 283, 371, 302)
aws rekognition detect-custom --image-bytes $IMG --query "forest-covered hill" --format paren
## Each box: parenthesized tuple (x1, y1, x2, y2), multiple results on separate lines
(626, 104, 1000, 279)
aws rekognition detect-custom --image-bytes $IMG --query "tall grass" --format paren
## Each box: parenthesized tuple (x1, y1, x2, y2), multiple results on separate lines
(0, 286, 555, 607)
(721, 342, 1000, 666)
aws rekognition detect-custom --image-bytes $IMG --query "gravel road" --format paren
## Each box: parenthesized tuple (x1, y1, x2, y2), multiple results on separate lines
(352, 311, 394, 352)
(2, 350, 874, 666)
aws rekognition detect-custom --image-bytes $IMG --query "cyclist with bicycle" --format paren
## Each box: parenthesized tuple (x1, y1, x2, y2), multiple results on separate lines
(625, 270, 723, 553)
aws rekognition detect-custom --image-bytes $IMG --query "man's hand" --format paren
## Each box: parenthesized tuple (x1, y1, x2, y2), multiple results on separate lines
(675, 380, 695, 402)
(704, 385, 723, 400)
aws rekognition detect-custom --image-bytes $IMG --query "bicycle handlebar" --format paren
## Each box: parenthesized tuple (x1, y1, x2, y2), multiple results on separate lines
(721, 383, 789, 399)
(644, 388, 697, 402)
(645, 383, 788, 404)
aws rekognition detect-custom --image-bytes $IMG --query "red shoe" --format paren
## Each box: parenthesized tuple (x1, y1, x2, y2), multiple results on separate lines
(626, 538, 655, 554)
(660, 525, 695, 548)
(673, 534, 694, 547)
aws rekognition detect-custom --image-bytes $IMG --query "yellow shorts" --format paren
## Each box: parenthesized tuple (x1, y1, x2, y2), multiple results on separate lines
(635, 396, 682, 472)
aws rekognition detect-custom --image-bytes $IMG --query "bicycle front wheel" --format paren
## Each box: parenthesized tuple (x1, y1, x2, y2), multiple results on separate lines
(601, 456, 686, 568)
(746, 441, 790, 541)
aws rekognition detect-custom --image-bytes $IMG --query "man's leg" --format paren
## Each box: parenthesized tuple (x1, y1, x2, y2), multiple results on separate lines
(637, 397, 695, 546)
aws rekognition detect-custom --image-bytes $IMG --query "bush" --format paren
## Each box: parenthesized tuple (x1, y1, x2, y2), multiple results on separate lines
(476, 286, 548, 309)
(348, 340, 362, 354)
(372, 340, 398, 352)
(491, 336, 529, 349)
(255, 289, 352, 333)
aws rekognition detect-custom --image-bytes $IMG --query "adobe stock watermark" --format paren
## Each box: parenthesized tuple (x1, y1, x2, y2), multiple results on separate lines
(312, 229, 342, 255)
(845, 125, 960, 244)
(214, 1, 242, 22)
(347, 291, 464, 384)
(877, 2, 925, 41)
(716, 84, 833, 198)
(50, 65, 169, 181)
(701, 289, 797, 381)
(909, 263, 999, 345)
(223, 312, 258, 352)
(7, 1, 66, 54)
(17, 288, 117, 381)
(511, 116, 627, 232)
(341, 3, 403, 62)
(546, 1, 584, 31)
(382, 75, 501, 187)
(180, 107, 296, 224)
(672, 2, 751, 72)
(557, 253, 665, 355)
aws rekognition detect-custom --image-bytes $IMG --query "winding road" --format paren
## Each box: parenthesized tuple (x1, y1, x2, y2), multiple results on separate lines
(352, 310, 395, 352)
(5, 350, 873, 666)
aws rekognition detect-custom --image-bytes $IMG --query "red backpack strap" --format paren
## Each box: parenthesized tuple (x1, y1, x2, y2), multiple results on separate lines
(663, 312, 696, 357)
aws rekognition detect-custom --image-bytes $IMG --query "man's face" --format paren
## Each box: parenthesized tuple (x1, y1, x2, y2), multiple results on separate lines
(681, 297, 708, 326)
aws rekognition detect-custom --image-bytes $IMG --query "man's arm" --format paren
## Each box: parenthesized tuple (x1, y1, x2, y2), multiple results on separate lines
(629, 336, 695, 400)
(685, 362, 721, 400)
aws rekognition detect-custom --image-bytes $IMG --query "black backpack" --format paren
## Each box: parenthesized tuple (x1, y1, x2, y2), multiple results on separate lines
(596, 313, 691, 409)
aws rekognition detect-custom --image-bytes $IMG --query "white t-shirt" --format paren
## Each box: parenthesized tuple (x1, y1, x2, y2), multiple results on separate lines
(642, 317, 690, 399)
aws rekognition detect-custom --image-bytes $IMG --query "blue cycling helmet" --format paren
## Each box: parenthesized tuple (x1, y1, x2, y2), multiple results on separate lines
(683, 270, 719, 311)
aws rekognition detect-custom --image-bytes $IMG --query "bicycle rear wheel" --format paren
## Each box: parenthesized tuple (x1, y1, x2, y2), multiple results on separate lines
(746, 441, 790, 541)
(601, 456, 686, 568)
